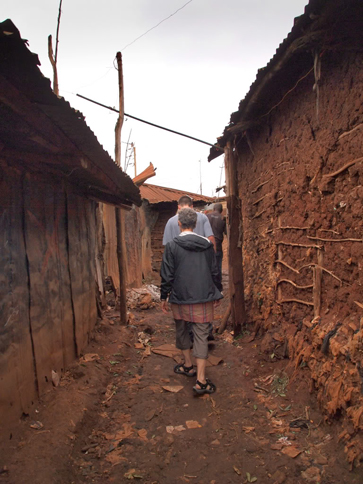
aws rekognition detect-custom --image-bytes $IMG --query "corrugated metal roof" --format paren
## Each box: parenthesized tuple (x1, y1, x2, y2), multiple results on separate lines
(209, 0, 362, 161)
(0, 19, 141, 207)
(139, 183, 214, 205)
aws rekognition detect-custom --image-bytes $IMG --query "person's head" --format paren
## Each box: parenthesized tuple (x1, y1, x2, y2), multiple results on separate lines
(178, 195, 193, 210)
(178, 208, 197, 231)
(214, 203, 223, 213)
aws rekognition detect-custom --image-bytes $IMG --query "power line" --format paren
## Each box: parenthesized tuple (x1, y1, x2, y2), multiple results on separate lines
(121, 0, 194, 51)
(76, 93, 224, 151)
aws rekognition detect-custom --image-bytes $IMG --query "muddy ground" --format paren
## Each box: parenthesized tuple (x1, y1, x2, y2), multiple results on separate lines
(0, 279, 362, 484)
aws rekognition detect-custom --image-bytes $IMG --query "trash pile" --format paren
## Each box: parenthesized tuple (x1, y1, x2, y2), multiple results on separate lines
(126, 284, 160, 310)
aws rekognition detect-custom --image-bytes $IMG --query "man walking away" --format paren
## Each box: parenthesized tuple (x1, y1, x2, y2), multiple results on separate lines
(160, 208, 223, 395)
(162, 195, 215, 250)
(207, 203, 226, 292)
(162, 194, 216, 340)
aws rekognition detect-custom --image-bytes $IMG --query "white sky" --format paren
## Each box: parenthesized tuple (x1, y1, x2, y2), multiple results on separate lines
(3, 0, 308, 196)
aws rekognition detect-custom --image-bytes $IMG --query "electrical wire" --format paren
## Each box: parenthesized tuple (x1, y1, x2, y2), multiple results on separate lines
(121, 0, 194, 51)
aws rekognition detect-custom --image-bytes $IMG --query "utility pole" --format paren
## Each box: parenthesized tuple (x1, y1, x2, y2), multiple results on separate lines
(115, 51, 128, 325)
(199, 159, 202, 195)
(47, 0, 62, 95)
(133, 144, 137, 177)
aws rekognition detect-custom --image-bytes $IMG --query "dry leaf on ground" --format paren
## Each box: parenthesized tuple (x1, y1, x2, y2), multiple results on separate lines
(162, 385, 183, 393)
(103, 423, 134, 441)
(242, 426, 255, 433)
(211, 439, 220, 446)
(233, 465, 241, 475)
(30, 421, 43, 430)
(137, 429, 148, 441)
(124, 468, 143, 479)
(186, 420, 202, 429)
(81, 353, 99, 362)
(143, 346, 151, 356)
(105, 449, 127, 466)
(165, 425, 186, 433)
(144, 409, 156, 421)
(281, 446, 302, 458)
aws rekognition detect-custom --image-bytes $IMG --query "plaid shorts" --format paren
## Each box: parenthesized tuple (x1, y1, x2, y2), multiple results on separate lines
(171, 302, 214, 323)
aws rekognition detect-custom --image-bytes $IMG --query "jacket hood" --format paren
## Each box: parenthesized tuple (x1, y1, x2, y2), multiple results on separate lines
(173, 233, 212, 252)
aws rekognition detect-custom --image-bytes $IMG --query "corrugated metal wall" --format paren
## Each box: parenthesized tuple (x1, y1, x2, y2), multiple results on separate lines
(0, 162, 97, 418)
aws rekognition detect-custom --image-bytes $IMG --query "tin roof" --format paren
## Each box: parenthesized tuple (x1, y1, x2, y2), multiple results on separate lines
(0, 20, 141, 207)
(208, 0, 363, 161)
(139, 183, 214, 205)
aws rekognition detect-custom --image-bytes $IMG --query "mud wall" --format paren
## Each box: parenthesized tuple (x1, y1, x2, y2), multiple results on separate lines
(235, 51, 363, 448)
(147, 203, 176, 276)
(0, 160, 98, 420)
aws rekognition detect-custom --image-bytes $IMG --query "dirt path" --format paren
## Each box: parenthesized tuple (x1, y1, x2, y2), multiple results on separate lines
(0, 291, 361, 483)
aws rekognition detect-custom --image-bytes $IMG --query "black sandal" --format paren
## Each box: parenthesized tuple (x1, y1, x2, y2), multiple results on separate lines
(174, 363, 196, 377)
(193, 379, 216, 395)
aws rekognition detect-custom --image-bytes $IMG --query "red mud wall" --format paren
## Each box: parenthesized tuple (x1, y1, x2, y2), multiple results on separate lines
(235, 51, 363, 452)
(0, 162, 97, 420)
(147, 203, 176, 277)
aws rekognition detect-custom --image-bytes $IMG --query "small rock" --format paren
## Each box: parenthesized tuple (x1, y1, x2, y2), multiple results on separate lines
(211, 439, 220, 446)
(301, 466, 321, 482)
(314, 454, 328, 466)
(271, 469, 286, 484)
(244, 442, 259, 453)
(164, 435, 174, 446)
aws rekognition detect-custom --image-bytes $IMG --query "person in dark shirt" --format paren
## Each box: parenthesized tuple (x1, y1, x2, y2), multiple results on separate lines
(207, 203, 226, 291)
(160, 208, 222, 395)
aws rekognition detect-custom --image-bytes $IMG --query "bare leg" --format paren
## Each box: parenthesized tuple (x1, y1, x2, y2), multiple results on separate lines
(181, 348, 193, 368)
(196, 358, 207, 384)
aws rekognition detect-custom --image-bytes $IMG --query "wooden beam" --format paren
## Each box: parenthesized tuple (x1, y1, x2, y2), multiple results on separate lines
(225, 140, 246, 335)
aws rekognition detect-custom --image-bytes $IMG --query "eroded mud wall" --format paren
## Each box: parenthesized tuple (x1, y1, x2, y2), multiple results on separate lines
(149, 203, 176, 276)
(0, 162, 98, 420)
(235, 51, 363, 452)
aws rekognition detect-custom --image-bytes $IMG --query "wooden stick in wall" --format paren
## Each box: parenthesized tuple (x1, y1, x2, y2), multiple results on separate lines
(308, 236, 362, 243)
(277, 216, 283, 302)
(277, 279, 313, 290)
(322, 157, 363, 178)
(313, 249, 323, 318)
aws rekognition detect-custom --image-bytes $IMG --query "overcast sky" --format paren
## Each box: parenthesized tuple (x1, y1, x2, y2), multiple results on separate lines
(3, 0, 308, 196)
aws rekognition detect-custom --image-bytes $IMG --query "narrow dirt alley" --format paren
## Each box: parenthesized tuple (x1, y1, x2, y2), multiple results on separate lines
(0, 284, 361, 484)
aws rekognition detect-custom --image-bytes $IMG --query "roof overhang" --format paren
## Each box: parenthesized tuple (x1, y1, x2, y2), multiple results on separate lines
(0, 19, 141, 207)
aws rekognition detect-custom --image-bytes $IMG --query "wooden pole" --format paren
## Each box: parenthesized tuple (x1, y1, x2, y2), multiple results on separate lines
(47, 35, 59, 96)
(54, 0, 63, 65)
(313, 249, 323, 318)
(133, 145, 137, 178)
(115, 51, 127, 325)
(217, 303, 231, 334)
(225, 141, 246, 335)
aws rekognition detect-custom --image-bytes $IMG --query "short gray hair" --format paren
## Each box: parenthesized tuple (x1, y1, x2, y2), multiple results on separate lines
(178, 208, 197, 229)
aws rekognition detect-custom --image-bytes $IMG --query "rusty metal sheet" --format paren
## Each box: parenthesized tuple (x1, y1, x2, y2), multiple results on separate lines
(103, 204, 120, 290)
(0, 163, 37, 417)
(23, 173, 75, 395)
(66, 190, 97, 355)
(139, 183, 214, 205)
